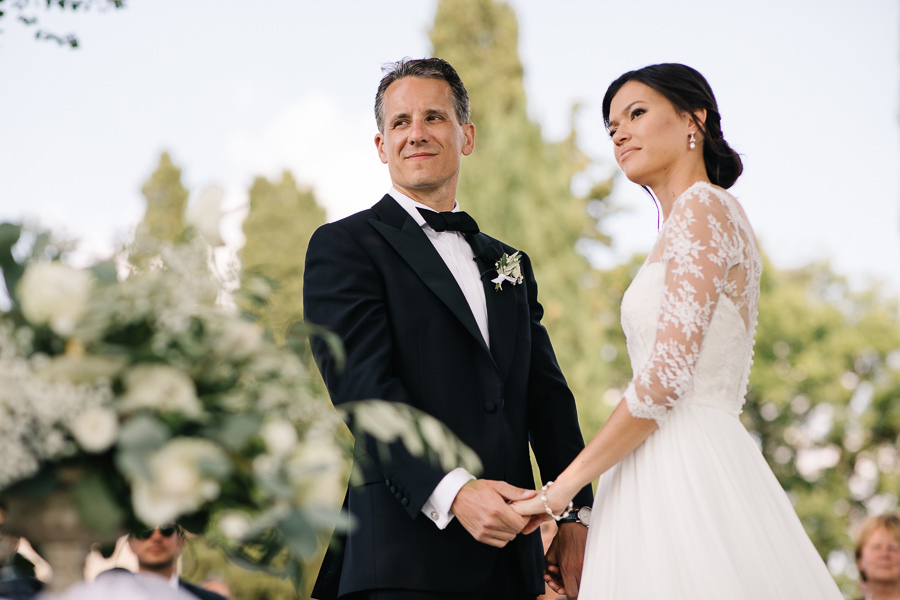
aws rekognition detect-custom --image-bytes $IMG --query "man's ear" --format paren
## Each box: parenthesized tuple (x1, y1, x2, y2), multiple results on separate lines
(375, 132, 388, 165)
(461, 122, 476, 157)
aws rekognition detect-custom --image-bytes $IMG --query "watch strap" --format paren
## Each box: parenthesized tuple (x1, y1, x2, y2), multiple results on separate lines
(557, 508, 582, 525)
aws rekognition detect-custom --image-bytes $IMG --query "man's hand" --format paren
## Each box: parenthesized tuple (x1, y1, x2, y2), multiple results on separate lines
(450, 479, 536, 548)
(544, 522, 588, 600)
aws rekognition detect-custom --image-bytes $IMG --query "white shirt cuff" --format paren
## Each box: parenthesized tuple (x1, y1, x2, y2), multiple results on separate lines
(421, 468, 475, 530)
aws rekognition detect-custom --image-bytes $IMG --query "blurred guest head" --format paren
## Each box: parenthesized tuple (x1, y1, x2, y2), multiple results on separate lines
(127, 524, 184, 579)
(855, 513, 900, 598)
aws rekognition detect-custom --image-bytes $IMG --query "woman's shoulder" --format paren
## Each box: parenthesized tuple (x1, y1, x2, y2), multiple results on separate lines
(675, 181, 738, 211)
(674, 181, 753, 228)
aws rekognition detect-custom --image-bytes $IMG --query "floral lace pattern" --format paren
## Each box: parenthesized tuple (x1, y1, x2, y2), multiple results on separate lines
(623, 182, 762, 424)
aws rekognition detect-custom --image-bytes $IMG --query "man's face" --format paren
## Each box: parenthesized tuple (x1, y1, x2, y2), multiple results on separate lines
(128, 526, 184, 575)
(374, 76, 475, 205)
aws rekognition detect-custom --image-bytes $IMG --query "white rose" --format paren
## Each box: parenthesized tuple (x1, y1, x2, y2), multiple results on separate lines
(260, 420, 298, 457)
(185, 184, 225, 246)
(18, 262, 92, 336)
(288, 433, 347, 506)
(131, 438, 226, 525)
(119, 364, 202, 417)
(69, 406, 118, 453)
(216, 319, 263, 360)
(218, 512, 251, 541)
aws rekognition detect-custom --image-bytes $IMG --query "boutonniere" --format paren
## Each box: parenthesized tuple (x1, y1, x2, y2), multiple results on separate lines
(491, 251, 523, 290)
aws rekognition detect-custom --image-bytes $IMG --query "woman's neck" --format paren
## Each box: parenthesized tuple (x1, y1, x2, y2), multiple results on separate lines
(648, 163, 710, 221)
(866, 580, 900, 600)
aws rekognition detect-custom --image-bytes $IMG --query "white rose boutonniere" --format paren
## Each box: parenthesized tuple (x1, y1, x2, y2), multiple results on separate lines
(491, 251, 524, 290)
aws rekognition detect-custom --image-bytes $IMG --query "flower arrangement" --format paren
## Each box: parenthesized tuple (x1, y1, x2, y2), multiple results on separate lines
(491, 251, 524, 290)
(0, 221, 480, 587)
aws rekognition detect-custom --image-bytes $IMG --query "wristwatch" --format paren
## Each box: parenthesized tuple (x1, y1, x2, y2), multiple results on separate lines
(558, 506, 591, 527)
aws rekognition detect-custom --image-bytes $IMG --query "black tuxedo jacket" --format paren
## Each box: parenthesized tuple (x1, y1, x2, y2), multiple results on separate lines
(303, 195, 592, 599)
(179, 579, 226, 600)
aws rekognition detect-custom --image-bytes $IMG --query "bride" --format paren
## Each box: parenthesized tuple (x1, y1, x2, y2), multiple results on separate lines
(512, 63, 844, 599)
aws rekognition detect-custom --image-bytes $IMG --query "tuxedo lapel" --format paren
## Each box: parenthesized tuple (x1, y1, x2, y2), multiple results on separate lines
(369, 197, 493, 363)
(467, 233, 518, 379)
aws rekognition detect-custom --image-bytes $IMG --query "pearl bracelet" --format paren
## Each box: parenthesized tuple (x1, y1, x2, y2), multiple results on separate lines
(541, 481, 574, 521)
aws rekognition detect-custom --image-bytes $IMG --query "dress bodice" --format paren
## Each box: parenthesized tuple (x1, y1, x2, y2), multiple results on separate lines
(620, 182, 762, 423)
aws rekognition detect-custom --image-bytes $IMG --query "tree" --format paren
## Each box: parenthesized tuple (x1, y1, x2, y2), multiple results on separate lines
(0, 0, 126, 48)
(128, 151, 189, 269)
(430, 0, 616, 430)
(238, 171, 325, 347)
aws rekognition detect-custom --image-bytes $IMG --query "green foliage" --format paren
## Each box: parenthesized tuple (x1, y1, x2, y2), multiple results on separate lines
(182, 539, 300, 600)
(129, 152, 190, 269)
(238, 172, 325, 346)
(0, 0, 127, 48)
(430, 0, 615, 434)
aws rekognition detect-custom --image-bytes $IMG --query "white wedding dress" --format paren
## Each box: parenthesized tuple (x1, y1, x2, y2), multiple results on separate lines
(577, 182, 842, 599)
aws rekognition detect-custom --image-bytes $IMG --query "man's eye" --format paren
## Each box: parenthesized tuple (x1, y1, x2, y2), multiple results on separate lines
(392, 120, 408, 128)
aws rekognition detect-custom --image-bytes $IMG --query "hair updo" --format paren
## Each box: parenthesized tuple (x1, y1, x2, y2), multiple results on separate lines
(602, 63, 743, 189)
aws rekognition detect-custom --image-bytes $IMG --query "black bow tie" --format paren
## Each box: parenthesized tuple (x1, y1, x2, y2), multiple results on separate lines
(417, 208, 480, 235)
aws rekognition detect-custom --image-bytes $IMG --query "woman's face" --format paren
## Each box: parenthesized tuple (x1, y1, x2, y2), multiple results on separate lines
(859, 526, 900, 584)
(606, 80, 693, 187)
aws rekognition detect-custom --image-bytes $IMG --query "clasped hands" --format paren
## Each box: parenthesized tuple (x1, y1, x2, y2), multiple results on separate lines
(451, 479, 586, 600)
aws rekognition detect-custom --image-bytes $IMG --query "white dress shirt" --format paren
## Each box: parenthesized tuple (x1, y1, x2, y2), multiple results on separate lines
(388, 188, 483, 529)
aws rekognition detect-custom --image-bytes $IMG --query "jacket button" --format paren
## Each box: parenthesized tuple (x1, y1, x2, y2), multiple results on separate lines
(484, 401, 497, 413)
(390, 485, 397, 494)
(401, 497, 409, 507)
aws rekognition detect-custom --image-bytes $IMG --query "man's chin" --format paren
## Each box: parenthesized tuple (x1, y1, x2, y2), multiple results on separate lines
(140, 558, 176, 572)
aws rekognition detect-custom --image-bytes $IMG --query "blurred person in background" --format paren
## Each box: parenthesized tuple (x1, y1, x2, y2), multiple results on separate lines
(855, 513, 900, 600)
(126, 525, 225, 600)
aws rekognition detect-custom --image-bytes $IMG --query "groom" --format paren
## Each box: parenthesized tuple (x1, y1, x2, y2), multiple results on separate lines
(303, 57, 593, 600)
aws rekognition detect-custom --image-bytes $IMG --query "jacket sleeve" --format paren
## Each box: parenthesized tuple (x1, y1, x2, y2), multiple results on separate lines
(303, 221, 449, 518)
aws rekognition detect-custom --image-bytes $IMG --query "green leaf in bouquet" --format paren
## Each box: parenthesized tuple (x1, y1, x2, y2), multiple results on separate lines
(72, 469, 124, 535)
(196, 451, 232, 480)
(0, 222, 24, 304)
(277, 509, 318, 559)
(341, 400, 483, 477)
(204, 413, 263, 452)
(115, 447, 153, 481)
(89, 259, 118, 284)
(298, 504, 354, 535)
(118, 413, 170, 450)
(115, 414, 170, 480)
(291, 321, 345, 371)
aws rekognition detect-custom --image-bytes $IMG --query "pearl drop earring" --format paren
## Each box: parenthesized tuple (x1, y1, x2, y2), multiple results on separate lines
(689, 131, 696, 150)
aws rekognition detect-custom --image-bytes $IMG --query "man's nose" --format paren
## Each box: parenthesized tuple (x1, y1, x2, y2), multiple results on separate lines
(408, 119, 427, 143)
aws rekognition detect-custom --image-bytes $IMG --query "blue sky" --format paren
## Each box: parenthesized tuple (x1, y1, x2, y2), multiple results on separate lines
(2, 0, 898, 297)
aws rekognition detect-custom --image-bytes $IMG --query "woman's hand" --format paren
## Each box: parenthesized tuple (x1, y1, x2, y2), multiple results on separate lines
(510, 483, 574, 535)
(510, 494, 552, 534)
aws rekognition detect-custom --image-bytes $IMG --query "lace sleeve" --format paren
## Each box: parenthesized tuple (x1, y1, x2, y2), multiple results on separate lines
(624, 186, 746, 424)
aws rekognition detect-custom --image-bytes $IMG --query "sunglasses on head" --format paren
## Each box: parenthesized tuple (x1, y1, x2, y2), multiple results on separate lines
(132, 524, 180, 540)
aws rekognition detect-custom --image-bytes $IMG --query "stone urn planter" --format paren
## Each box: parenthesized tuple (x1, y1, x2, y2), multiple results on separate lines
(3, 469, 121, 594)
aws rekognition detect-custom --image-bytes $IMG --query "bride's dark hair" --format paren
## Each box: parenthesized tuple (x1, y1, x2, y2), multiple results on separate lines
(602, 63, 743, 189)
